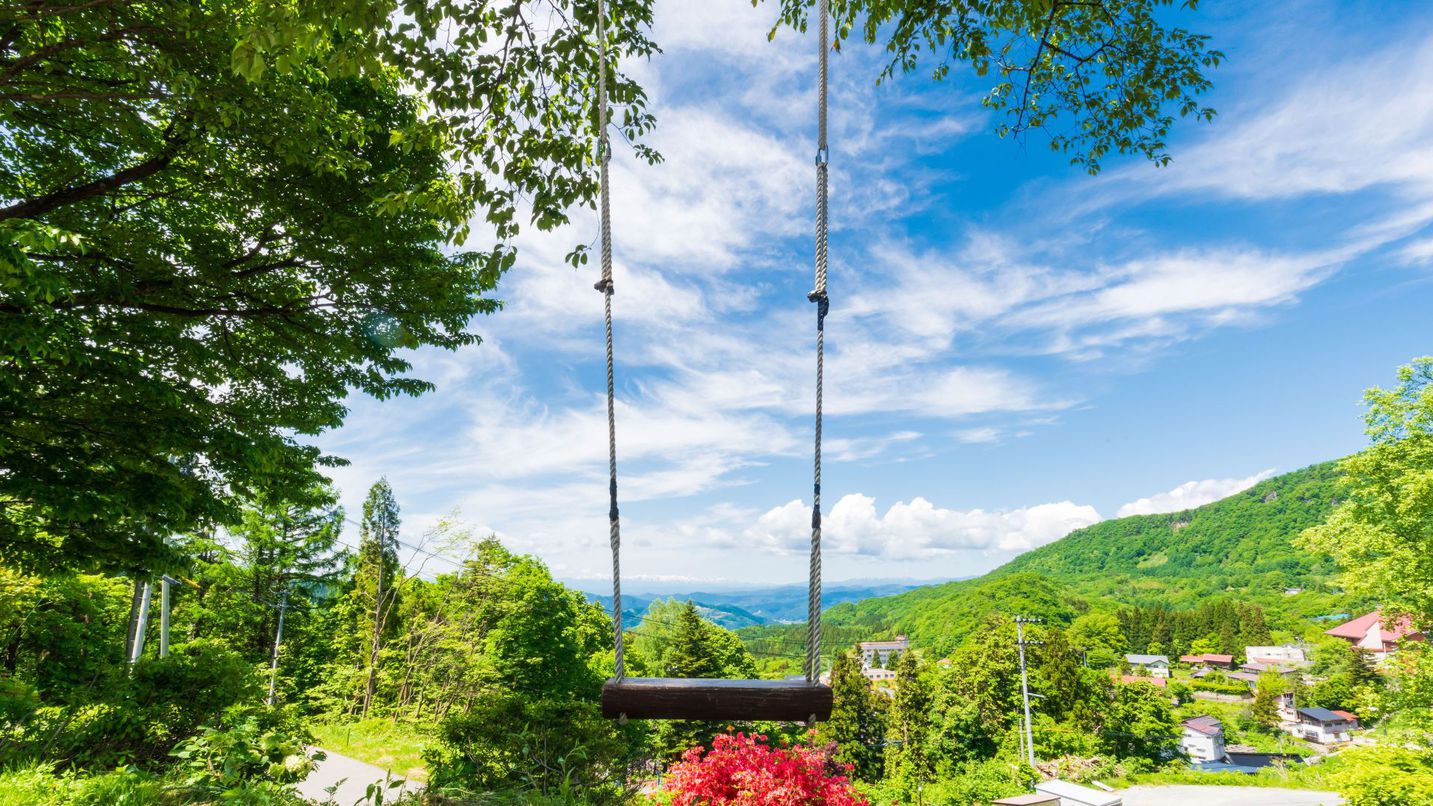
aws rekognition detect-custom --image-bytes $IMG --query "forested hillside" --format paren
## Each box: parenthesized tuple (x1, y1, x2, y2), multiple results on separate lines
(741, 461, 1358, 658)
(996, 461, 1346, 608)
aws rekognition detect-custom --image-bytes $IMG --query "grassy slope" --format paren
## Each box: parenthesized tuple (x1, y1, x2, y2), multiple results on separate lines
(740, 461, 1364, 657)
(310, 719, 431, 782)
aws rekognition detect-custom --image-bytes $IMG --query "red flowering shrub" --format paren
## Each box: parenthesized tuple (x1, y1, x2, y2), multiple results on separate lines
(663, 732, 869, 805)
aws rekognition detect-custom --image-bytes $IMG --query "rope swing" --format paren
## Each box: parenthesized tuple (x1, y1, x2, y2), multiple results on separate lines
(597, 0, 835, 723)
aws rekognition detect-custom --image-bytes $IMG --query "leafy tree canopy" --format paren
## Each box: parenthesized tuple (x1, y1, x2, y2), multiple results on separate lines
(1300, 357, 1433, 623)
(768, 0, 1222, 173)
(0, 0, 656, 574)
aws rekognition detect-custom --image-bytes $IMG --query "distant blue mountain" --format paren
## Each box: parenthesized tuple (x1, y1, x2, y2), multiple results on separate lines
(579, 580, 943, 630)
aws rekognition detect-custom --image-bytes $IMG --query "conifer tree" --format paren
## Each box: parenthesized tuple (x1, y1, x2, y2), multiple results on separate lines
(666, 602, 723, 679)
(819, 651, 887, 782)
(1239, 605, 1272, 650)
(356, 478, 402, 716)
(885, 650, 933, 790)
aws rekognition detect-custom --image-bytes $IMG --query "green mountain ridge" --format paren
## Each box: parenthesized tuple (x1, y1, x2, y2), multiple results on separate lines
(740, 460, 1363, 659)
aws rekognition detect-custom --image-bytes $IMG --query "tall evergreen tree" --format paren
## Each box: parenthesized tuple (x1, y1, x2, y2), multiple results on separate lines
(818, 651, 887, 782)
(356, 478, 402, 716)
(1217, 617, 1240, 659)
(885, 651, 933, 790)
(1239, 605, 1272, 651)
(187, 485, 346, 662)
(649, 601, 756, 761)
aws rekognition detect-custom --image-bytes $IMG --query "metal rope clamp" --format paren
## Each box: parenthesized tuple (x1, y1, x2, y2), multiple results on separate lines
(815, 146, 829, 166)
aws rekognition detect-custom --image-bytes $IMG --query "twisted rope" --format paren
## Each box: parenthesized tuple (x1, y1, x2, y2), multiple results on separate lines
(594, 0, 623, 681)
(806, 0, 830, 686)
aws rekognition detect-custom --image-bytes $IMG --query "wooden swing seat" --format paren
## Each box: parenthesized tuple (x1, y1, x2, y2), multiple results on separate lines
(601, 677, 833, 722)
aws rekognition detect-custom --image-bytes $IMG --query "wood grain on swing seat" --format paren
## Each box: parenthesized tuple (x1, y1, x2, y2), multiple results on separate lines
(601, 677, 833, 722)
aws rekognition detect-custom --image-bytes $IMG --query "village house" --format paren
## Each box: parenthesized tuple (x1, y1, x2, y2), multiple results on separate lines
(1324, 611, 1424, 657)
(1179, 652, 1235, 670)
(862, 667, 896, 684)
(1180, 715, 1226, 763)
(1244, 645, 1307, 665)
(1125, 653, 1170, 678)
(1290, 707, 1359, 744)
(858, 636, 909, 668)
(1239, 660, 1301, 677)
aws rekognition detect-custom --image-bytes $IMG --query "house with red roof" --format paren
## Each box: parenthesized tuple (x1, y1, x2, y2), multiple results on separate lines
(1179, 653, 1235, 670)
(1324, 610, 1424, 655)
(1180, 715, 1226, 762)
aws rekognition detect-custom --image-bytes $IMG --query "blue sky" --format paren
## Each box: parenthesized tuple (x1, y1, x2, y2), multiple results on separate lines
(317, 0, 1433, 588)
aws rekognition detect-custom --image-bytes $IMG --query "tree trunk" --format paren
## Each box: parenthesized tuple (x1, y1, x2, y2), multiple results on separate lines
(123, 577, 144, 661)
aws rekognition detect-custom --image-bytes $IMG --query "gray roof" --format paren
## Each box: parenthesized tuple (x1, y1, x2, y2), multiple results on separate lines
(1298, 707, 1347, 722)
(1126, 653, 1169, 665)
(1193, 761, 1260, 774)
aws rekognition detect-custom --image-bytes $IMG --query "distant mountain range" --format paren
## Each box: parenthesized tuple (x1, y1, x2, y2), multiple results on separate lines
(737, 460, 1365, 657)
(579, 580, 939, 630)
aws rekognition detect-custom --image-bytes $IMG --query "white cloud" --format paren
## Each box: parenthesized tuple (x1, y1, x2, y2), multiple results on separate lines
(1399, 237, 1433, 267)
(953, 427, 1001, 444)
(1133, 36, 1433, 203)
(743, 494, 1101, 559)
(1116, 469, 1276, 518)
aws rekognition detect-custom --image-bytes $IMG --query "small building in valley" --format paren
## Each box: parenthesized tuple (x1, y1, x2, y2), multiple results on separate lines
(1291, 707, 1358, 744)
(858, 635, 909, 668)
(1179, 653, 1235, 670)
(1245, 645, 1307, 665)
(1125, 654, 1170, 678)
(1324, 611, 1424, 656)
(1117, 674, 1167, 689)
(1180, 715, 1226, 763)
(862, 667, 896, 683)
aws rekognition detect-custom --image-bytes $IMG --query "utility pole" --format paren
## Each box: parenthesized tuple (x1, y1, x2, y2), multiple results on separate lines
(129, 580, 153, 665)
(159, 576, 174, 658)
(1016, 616, 1044, 769)
(267, 588, 289, 706)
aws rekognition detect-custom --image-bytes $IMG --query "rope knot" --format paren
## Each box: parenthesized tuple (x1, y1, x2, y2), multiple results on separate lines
(594, 278, 614, 294)
(807, 290, 829, 322)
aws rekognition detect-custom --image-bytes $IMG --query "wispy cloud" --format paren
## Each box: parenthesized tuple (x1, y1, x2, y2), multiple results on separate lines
(315, 2, 1429, 583)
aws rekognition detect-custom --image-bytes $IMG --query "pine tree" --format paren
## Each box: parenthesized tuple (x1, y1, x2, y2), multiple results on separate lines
(1238, 605, 1272, 651)
(885, 650, 933, 790)
(818, 651, 887, 782)
(1149, 609, 1172, 657)
(652, 602, 737, 761)
(356, 478, 402, 717)
(228, 485, 346, 656)
(1217, 616, 1240, 659)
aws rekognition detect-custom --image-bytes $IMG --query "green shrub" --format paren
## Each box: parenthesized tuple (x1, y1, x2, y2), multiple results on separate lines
(6, 639, 259, 769)
(1190, 673, 1251, 696)
(169, 713, 317, 803)
(425, 695, 629, 804)
(1328, 747, 1433, 806)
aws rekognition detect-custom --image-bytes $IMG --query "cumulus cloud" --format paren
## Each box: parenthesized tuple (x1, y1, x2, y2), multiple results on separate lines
(1116, 470, 1276, 518)
(743, 494, 1101, 559)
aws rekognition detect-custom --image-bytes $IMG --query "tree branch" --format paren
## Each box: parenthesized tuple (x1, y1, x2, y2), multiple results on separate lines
(0, 135, 181, 221)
